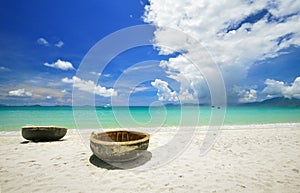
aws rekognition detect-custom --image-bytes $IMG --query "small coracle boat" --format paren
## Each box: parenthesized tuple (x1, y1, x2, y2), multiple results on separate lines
(90, 130, 150, 162)
(22, 126, 67, 142)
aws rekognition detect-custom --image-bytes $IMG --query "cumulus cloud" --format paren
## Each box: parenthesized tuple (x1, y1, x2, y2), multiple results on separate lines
(151, 79, 178, 102)
(37, 37, 49, 46)
(237, 88, 257, 103)
(159, 55, 208, 102)
(62, 76, 117, 97)
(44, 59, 75, 70)
(55, 41, 64, 48)
(8, 88, 32, 97)
(263, 77, 300, 99)
(144, 0, 300, 103)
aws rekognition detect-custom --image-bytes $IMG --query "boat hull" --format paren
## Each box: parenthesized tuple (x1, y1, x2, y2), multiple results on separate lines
(22, 126, 67, 142)
(90, 130, 150, 162)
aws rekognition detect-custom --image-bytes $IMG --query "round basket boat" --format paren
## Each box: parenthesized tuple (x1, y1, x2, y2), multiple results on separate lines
(22, 126, 67, 142)
(90, 130, 150, 162)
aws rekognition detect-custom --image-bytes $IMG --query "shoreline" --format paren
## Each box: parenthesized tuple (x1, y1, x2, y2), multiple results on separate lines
(1, 124, 300, 192)
(1, 122, 300, 135)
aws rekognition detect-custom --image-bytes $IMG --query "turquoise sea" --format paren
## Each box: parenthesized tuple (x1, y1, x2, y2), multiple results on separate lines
(0, 106, 300, 131)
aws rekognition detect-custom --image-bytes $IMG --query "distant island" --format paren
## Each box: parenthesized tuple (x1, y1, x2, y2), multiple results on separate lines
(165, 97, 300, 108)
(241, 97, 300, 107)
(165, 97, 300, 107)
(1, 97, 300, 107)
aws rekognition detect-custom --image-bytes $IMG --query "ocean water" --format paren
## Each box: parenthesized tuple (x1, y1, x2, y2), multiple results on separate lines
(0, 106, 300, 131)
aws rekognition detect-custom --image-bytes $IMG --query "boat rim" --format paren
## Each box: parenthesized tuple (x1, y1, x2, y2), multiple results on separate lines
(22, 126, 67, 130)
(90, 130, 150, 146)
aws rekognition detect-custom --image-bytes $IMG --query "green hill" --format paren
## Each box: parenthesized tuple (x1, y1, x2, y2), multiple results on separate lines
(242, 97, 300, 107)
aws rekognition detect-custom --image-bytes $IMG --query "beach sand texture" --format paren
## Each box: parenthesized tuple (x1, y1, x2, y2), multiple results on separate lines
(1, 126, 300, 193)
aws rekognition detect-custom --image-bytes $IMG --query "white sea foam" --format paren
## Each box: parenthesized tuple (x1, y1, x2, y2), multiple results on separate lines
(1, 123, 300, 136)
(218, 122, 300, 130)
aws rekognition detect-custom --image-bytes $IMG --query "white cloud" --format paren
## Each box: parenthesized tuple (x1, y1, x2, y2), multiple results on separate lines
(262, 76, 300, 99)
(37, 38, 64, 48)
(237, 88, 257, 103)
(55, 41, 64, 48)
(44, 59, 75, 70)
(103, 74, 111, 78)
(29, 87, 66, 102)
(90, 72, 101, 76)
(131, 86, 150, 94)
(61, 77, 73, 83)
(159, 55, 207, 102)
(151, 79, 178, 102)
(8, 88, 32, 97)
(37, 38, 49, 46)
(89, 72, 111, 77)
(0, 66, 10, 72)
(62, 76, 117, 97)
(144, 0, 300, 103)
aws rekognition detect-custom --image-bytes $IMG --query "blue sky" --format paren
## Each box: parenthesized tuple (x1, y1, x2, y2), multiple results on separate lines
(0, 0, 299, 106)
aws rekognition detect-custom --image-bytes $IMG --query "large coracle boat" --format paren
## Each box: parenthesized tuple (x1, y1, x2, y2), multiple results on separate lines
(90, 130, 150, 162)
(22, 126, 67, 142)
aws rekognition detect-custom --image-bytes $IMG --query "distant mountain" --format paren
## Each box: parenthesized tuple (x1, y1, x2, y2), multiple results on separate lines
(241, 97, 300, 107)
(165, 103, 208, 107)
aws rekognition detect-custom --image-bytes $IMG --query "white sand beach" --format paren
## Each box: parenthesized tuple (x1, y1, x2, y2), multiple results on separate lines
(1, 125, 300, 193)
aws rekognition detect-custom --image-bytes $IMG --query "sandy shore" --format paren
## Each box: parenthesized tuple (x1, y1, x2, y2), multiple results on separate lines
(1, 125, 300, 193)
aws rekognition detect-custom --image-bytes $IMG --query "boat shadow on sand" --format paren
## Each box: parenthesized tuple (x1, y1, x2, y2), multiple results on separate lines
(89, 151, 152, 170)
(20, 139, 67, 144)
